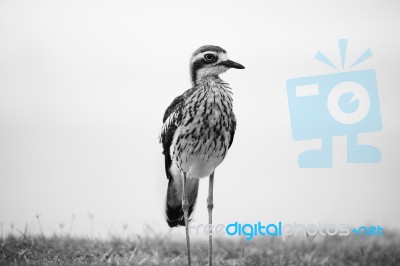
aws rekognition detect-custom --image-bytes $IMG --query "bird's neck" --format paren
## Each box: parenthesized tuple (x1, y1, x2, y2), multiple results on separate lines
(193, 75, 221, 87)
(194, 75, 233, 99)
(192, 74, 220, 87)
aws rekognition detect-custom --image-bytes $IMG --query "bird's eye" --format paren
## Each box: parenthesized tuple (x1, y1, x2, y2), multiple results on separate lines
(204, 53, 216, 62)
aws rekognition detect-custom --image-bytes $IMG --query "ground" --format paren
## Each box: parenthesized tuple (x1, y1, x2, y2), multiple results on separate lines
(1, 230, 399, 265)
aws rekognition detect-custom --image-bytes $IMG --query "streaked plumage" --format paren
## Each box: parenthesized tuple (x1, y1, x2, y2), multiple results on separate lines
(159, 45, 244, 265)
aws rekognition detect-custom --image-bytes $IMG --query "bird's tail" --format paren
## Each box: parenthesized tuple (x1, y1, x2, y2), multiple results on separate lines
(166, 177, 199, 227)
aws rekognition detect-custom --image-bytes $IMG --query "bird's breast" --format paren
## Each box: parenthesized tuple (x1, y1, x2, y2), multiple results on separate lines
(182, 85, 232, 140)
(170, 79, 234, 178)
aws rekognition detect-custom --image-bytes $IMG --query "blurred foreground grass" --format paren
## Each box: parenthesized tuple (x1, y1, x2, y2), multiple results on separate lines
(1, 229, 400, 265)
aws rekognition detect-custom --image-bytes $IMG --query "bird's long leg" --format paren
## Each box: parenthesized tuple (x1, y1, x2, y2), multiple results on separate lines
(182, 172, 191, 266)
(207, 171, 214, 266)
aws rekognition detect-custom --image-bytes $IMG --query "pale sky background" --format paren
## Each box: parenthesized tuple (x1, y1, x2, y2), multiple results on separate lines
(0, 0, 399, 238)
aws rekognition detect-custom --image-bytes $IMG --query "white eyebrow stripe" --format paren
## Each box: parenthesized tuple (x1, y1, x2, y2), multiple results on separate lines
(190, 51, 229, 64)
(190, 51, 217, 63)
(217, 53, 228, 63)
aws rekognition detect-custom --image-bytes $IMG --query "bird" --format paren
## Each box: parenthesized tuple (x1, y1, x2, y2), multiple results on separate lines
(159, 45, 244, 265)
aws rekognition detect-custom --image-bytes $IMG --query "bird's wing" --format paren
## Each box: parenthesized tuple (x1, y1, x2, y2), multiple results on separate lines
(228, 112, 236, 149)
(160, 96, 183, 180)
(160, 88, 195, 179)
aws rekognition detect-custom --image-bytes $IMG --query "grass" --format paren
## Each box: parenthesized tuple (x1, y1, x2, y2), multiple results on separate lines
(1, 228, 400, 265)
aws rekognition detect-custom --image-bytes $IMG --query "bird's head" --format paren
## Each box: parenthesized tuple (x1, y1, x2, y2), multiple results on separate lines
(190, 45, 245, 85)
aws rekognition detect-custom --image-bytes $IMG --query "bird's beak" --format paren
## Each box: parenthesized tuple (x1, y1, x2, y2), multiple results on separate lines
(219, 59, 245, 69)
